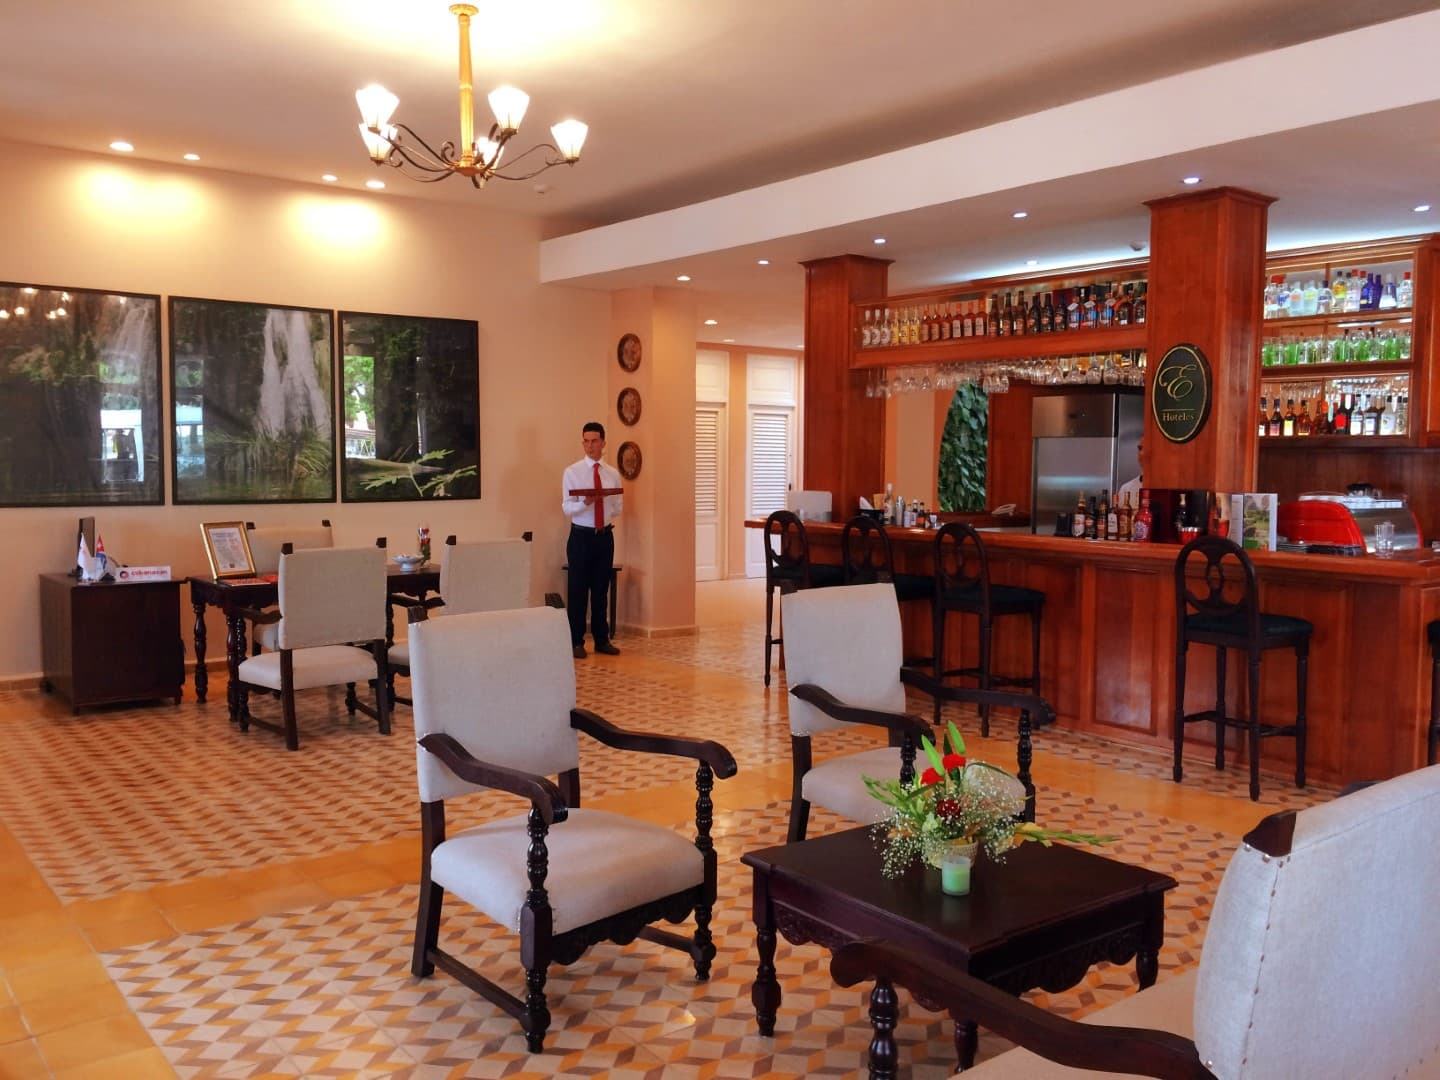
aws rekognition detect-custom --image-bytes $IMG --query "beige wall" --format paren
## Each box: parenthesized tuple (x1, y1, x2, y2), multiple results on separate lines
(883, 391, 940, 509)
(0, 140, 612, 680)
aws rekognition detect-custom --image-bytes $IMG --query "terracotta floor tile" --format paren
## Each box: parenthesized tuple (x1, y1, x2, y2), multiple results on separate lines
(0, 1003, 26, 1044)
(65, 890, 166, 932)
(147, 874, 243, 911)
(247, 881, 333, 917)
(315, 866, 399, 899)
(34, 1011, 154, 1073)
(5, 952, 114, 1004)
(0, 926, 93, 970)
(161, 895, 258, 934)
(53, 1045, 177, 1079)
(0, 1037, 49, 1080)
(20, 980, 132, 1037)
(81, 912, 178, 953)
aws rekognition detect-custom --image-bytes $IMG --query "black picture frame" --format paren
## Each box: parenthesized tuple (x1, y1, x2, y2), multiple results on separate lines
(170, 297, 336, 504)
(338, 311, 480, 502)
(0, 281, 164, 507)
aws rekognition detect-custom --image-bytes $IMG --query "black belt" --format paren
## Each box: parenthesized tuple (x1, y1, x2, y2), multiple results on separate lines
(571, 523, 613, 533)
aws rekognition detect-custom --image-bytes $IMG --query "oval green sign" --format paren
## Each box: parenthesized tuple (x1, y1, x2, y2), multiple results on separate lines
(1151, 343, 1212, 444)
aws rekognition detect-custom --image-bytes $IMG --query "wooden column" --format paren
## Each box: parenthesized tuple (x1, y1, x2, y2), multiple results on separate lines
(801, 255, 890, 516)
(1143, 187, 1275, 492)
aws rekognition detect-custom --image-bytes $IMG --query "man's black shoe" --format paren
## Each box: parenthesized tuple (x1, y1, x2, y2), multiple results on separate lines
(594, 642, 620, 656)
(572, 645, 587, 659)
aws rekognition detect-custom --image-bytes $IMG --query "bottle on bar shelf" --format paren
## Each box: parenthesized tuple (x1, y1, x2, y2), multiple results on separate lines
(1297, 399, 1312, 437)
(1175, 493, 1191, 536)
(1104, 490, 1119, 542)
(1085, 494, 1099, 540)
(1259, 395, 1268, 438)
(1134, 283, 1148, 324)
(1072, 492, 1087, 538)
(1119, 492, 1133, 541)
(1029, 292, 1044, 335)
(1132, 490, 1153, 543)
(1012, 291, 1027, 336)
(1282, 399, 1296, 438)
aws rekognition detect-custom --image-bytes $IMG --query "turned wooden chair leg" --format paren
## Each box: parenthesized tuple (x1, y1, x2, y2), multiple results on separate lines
(1247, 655, 1263, 802)
(1172, 640, 1187, 783)
(1214, 645, 1227, 772)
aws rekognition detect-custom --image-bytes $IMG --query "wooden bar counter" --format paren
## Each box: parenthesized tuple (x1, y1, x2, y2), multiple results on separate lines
(756, 521, 1440, 786)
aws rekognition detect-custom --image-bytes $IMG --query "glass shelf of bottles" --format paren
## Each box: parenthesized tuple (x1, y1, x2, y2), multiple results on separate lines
(852, 274, 1149, 367)
(1258, 372, 1410, 442)
(1263, 256, 1414, 323)
(865, 350, 1147, 398)
(1260, 323, 1411, 368)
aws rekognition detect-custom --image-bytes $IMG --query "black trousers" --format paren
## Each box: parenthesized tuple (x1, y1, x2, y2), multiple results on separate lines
(567, 524, 614, 646)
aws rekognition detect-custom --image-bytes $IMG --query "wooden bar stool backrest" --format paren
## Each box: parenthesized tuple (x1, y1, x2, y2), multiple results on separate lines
(1174, 536, 1260, 643)
(840, 516, 895, 585)
(764, 510, 811, 589)
(934, 522, 990, 612)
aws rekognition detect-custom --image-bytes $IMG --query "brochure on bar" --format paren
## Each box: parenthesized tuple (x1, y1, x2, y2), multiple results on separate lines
(1228, 492, 1278, 551)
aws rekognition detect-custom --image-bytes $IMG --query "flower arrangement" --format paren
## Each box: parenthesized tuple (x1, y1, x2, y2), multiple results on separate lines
(863, 720, 1115, 877)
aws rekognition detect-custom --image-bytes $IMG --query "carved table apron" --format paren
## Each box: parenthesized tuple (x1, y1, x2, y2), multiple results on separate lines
(742, 827, 1176, 1072)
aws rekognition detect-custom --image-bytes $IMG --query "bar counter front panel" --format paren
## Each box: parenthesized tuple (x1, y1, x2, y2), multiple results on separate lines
(751, 521, 1439, 785)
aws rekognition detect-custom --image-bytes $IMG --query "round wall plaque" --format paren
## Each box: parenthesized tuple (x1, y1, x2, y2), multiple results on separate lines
(1151, 342, 1212, 444)
(617, 386, 642, 426)
(617, 333, 642, 372)
(617, 441, 642, 480)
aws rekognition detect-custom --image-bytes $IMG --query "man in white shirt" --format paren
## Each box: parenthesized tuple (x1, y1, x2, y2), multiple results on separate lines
(562, 422, 623, 658)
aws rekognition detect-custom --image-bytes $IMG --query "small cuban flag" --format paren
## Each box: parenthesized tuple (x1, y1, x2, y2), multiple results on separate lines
(94, 534, 109, 577)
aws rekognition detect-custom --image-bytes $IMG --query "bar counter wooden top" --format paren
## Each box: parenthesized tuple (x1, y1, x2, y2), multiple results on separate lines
(749, 518, 1439, 785)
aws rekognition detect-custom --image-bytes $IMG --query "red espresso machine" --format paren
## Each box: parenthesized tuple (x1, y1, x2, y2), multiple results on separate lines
(1277, 490, 1422, 556)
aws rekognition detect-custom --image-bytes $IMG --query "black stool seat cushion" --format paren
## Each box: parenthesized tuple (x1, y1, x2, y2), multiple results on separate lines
(1429, 619, 1440, 650)
(1186, 611, 1314, 641)
(941, 583, 1044, 615)
(808, 563, 846, 589)
(892, 573, 935, 604)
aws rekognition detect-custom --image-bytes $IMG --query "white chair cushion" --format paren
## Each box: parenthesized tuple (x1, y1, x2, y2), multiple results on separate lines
(256, 621, 280, 652)
(432, 808, 703, 936)
(277, 546, 386, 650)
(959, 970, 1199, 1079)
(441, 539, 532, 614)
(247, 524, 333, 575)
(238, 645, 379, 691)
(782, 584, 906, 736)
(803, 747, 910, 825)
(388, 641, 409, 668)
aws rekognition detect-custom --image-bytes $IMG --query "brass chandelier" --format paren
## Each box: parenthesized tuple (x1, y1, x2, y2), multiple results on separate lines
(355, 3, 588, 188)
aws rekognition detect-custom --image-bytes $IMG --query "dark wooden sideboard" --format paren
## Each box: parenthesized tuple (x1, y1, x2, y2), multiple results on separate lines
(39, 573, 184, 711)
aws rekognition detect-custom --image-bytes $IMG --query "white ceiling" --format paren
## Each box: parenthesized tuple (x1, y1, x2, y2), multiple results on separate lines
(4, 1, 1440, 346)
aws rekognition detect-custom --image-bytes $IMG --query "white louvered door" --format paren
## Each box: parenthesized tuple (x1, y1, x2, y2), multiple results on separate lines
(694, 405, 724, 581)
(745, 406, 795, 577)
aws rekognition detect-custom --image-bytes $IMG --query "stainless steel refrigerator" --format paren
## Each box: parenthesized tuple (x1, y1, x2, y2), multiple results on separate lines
(1031, 392, 1144, 534)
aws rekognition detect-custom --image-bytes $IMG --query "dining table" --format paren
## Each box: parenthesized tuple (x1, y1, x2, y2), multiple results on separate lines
(187, 564, 440, 722)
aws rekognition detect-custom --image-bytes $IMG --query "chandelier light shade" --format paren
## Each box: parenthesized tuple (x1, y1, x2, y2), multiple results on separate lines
(355, 3, 587, 188)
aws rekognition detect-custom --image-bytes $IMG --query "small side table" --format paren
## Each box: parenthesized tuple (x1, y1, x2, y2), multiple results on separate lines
(39, 574, 184, 712)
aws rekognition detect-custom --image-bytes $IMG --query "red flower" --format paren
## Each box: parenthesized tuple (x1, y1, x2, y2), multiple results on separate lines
(920, 767, 942, 786)
(942, 753, 967, 772)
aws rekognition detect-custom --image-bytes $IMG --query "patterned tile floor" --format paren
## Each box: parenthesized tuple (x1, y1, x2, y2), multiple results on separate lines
(0, 616, 1338, 1077)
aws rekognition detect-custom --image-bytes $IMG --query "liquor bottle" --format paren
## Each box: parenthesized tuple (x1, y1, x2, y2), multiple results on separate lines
(1302, 280, 1319, 316)
(1133, 282, 1147, 325)
(1029, 292, 1044, 334)
(952, 303, 964, 339)
(1175, 493, 1190, 537)
(1318, 280, 1332, 314)
(1105, 493, 1119, 542)
(879, 308, 893, 346)
(1331, 270, 1347, 312)
(989, 297, 1003, 337)
(1297, 399, 1312, 436)
(1116, 284, 1134, 326)
(1072, 492, 1087, 538)
(1360, 273, 1375, 311)
(1268, 398, 1283, 438)
(1085, 495, 1099, 540)
(1315, 397, 1331, 436)
(1349, 394, 1365, 436)
(1288, 279, 1304, 315)
(1398, 271, 1414, 308)
(1258, 395, 1268, 438)
(1119, 492, 1133, 541)
(1346, 269, 1363, 313)
(1282, 398, 1296, 438)
(1362, 394, 1379, 436)
(1099, 286, 1116, 328)
(1379, 394, 1396, 436)
(1132, 489, 1153, 543)
(1012, 291, 1027, 336)
(974, 299, 988, 337)
(861, 309, 874, 348)
(919, 307, 932, 343)
(1041, 292, 1055, 333)
(1068, 288, 1084, 330)
(1332, 393, 1349, 435)
(1379, 275, 1398, 310)
(1083, 287, 1099, 329)
(1051, 291, 1067, 333)
(1396, 393, 1409, 435)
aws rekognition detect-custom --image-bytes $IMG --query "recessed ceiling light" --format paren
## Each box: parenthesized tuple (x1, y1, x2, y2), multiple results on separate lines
(1026, 259, 1039, 267)
(757, 259, 770, 266)
(1011, 211, 1027, 219)
(321, 174, 339, 182)
(722, 338, 735, 343)
(1183, 176, 1202, 185)
(873, 237, 886, 245)
(183, 153, 200, 162)
(109, 140, 133, 153)
(676, 274, 691, 282)
(703, 319, 718, 326)
(1414, 204, 1432, 213)
(365, 179, 385, 190)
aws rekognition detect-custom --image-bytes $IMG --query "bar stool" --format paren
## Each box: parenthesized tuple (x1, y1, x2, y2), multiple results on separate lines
(1173, 535, 1311, 802)
(1428, 620, 1440, 766)
(841, 515, 934, 666)
(763, 510, 843, 687)
(931, 522, 1044, 736)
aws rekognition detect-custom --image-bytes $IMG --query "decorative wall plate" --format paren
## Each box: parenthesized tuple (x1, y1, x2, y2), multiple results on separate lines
(617, 333, 642, 372)
(617, 386, 642, 426)
(617, 441, 642, 480)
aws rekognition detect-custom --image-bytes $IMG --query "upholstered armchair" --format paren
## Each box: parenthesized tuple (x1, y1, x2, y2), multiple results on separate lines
(234, 542, 390, 751)
(832, 764, 1440, 1079)
(388, 533, 533, 704)
(406, 604, 738, 1053)
(783, 583, 1052, 842)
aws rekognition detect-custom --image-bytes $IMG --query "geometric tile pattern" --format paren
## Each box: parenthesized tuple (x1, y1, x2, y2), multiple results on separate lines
(102, 796, 1233, 1078)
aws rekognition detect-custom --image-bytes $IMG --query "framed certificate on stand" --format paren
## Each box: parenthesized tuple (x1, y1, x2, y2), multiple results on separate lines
(200, 521, 256, 579)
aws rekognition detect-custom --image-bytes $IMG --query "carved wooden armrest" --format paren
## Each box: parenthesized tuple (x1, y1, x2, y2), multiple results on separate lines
(234, 606, 281, 626)
(570, 708, 738, 779)
(417, 732, 569, 824)
(389, 593, 444, 612)
(831, 940, 1212, 1080)
(900, 668, 1056, 727)
(789, 684, 931, 744)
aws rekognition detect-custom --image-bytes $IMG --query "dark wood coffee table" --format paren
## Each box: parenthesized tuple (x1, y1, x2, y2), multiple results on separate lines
(743, 826, 1177, 1071)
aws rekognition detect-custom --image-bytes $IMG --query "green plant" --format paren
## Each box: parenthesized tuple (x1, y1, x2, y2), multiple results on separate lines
(938, 383, 987, 512)
(359, 449, 477, 499)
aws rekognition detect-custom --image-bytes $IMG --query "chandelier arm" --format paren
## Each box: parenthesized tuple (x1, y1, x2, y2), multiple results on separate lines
(490, 143, 572, 181)
(385, 124, 460, 174)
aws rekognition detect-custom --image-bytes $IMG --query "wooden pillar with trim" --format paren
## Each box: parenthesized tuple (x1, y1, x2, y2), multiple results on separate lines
(1143, 187, 1275, 493)
(801, 254, 890, 517)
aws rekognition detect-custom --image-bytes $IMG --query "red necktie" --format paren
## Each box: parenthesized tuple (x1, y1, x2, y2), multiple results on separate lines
(593, 462, 604, 528)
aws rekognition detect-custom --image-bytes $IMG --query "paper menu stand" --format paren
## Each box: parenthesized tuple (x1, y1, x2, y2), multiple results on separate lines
(1228, 493, 1278, 552)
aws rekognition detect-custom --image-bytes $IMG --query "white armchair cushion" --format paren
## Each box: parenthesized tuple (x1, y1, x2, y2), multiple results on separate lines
(238, 645, 379, 691)
(276, 546, 387, 650)
(388, 640, 409, 668)
(782, 584, 906, 736)
(256, 621, 280, 652)
(247, 523, 334, 575)
(803, 747, 909, 825)
(432, 808, 703, 935)
(441, 539, 532, 614)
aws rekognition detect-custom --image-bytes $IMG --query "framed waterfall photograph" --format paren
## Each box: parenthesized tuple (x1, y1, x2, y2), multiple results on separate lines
(0, 281, 164, 507)
(338, 311, 479, 502)
(169, 297, 336, 504)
